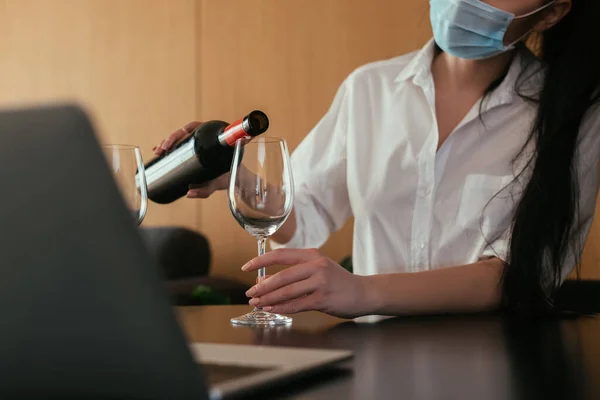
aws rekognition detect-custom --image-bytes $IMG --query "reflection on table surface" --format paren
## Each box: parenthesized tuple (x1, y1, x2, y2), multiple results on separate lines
(177, 306, 600, 400)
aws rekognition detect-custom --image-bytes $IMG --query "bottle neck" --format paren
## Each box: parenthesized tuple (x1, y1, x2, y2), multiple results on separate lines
(217, 110, 269, 147)
(217, 118, 250, 147)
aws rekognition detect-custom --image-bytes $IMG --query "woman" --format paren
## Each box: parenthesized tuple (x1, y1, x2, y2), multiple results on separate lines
(156, 0, 600, 317)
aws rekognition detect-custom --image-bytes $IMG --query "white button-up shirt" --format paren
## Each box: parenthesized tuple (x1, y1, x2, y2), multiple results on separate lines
(272, 39, 600, 280)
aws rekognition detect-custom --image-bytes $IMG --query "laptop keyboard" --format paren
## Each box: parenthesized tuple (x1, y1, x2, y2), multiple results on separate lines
(200, 362, 276, 385)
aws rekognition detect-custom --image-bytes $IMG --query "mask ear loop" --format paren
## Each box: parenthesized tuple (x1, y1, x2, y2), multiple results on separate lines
(514, 0, 557, 20)
(503, 0, 557, 48)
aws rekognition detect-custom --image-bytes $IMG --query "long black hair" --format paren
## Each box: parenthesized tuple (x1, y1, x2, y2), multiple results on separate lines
(502, 0, 600, 314)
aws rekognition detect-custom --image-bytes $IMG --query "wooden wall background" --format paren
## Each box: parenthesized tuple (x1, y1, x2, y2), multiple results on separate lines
(0, 0, 597, 284)
(0, 0, 200, 232)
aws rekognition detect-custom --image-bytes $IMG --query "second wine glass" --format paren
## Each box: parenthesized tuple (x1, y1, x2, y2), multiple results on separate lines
(228, 137, 294, 326)
(102, 144, 148, 226)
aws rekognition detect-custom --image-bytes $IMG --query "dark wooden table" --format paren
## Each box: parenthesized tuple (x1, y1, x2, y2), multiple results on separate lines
(176, 306, 600, 400)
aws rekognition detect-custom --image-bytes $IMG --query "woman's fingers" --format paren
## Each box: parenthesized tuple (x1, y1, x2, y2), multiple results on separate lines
(187, 188, 213, 198)
(154, 121, 203, 156)
(186, 182, 215, 198)
(154, 140, 166, 155)
(256, 274, 272, 284)
(161, 128, 188, 151)
(249, 276, 315, 308)
(241, 248, 322, 272)
(262, 295, 315, 314)
(246, 264, 313, 298)
(181, 121, 203, 134)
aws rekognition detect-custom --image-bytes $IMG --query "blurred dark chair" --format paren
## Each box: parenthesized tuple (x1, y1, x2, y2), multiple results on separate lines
(140, 227, 211, 280)
(140, 226, 248, 305)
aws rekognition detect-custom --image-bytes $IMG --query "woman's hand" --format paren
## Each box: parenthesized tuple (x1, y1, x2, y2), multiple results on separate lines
(242, 248, 375, 319)
(153, 121, 229, 198)
(186, 175, 229, 198)
(153, 121, 203, 156)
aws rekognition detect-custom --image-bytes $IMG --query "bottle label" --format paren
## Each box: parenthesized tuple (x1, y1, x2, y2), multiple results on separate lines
(144, 139, 198, 192)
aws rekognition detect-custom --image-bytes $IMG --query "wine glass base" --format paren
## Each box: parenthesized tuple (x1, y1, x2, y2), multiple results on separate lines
(230, 309, 292, 326)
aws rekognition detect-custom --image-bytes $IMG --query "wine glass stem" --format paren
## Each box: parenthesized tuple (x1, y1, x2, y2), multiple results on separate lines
(255, 236, 267, 312)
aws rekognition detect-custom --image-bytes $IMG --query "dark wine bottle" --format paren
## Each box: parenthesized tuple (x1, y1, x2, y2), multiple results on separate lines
(141, 110, 269, 204)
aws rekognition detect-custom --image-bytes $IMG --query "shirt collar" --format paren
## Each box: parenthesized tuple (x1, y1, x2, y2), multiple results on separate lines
(484, 46, 541, 109)
(394, 39, 543, 110)
(394, 38, 437, 86)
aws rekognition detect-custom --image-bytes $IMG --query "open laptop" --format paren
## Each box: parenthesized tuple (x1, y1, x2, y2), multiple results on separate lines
(0, 104, 352, 399)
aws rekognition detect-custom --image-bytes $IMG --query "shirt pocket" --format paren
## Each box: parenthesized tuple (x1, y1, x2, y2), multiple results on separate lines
(456, 174, 515, 237)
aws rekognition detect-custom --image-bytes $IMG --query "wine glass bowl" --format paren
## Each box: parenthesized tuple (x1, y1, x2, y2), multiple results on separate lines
(228, 137, 294, 326)
(229, 139, 293, 237)
(102, 144, 148, 226)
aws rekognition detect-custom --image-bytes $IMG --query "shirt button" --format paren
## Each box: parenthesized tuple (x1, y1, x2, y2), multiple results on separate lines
(420, 243, 426, 250)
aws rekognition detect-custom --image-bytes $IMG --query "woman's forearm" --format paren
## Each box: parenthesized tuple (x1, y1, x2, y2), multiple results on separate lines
(361, 258, 504, 316)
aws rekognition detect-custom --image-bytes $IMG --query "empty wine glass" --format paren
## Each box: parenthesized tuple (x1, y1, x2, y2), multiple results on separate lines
(102, 144, 148, 226)
(228, 137, 294, 326)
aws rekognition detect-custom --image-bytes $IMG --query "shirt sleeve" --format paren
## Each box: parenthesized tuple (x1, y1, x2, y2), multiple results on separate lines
(270, 76, 353, 250)
(482, 105, 600, 283)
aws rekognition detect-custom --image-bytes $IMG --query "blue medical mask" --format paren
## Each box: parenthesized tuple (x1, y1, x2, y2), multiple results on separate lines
(430, 0, 556, 60)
